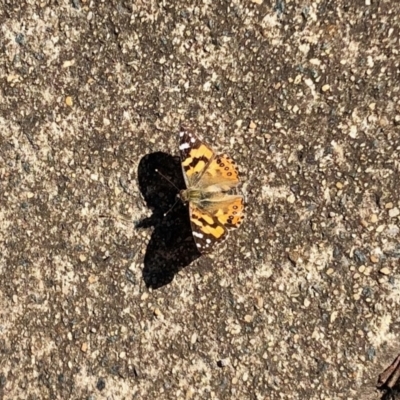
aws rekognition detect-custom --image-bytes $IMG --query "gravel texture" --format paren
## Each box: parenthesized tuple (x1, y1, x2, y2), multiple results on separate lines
(1, 1, 400, 399)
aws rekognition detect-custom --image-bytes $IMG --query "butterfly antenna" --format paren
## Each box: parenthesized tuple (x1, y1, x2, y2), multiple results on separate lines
(163, 197, 180, 217)
(155, 169, 180, 191)
(155, 169, 181, 216)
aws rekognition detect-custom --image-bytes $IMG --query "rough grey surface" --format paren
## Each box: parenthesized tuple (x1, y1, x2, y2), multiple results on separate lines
(1, 0, 400, 399)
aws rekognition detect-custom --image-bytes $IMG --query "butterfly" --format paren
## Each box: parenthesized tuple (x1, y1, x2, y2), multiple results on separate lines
(178, 128, 245, 253)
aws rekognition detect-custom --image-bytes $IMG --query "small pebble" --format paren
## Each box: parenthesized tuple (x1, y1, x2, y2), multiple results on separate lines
(385, 202, 393, 209)
(380, 267, 390, 275)
(244, 315, 253, 323)
(62, 60, 75, 68)
(256, 295, 264, 309)
(363, 266, 372, 276)
(81, 342, 88, 352)
(287, 194, 296, 203)
(309, 59, 321, 65)
(389, 207, 399, 218)
(235, 120, 243, 127)
(249, 120, 256, 130)
(294, 74, 302, 84)
(153, 308, 162, 317)
(370, 255, 379, 263)
(141, 292, 149, 300)
(191, 333, 198, 344)
(79, 254, 87, 262)
(370, 214, 378, 223)
(322, 84, 330, 92)
(349, 125, 357, 138)
(336, 182, 343, 189)
(376, 225, 385, 233)
(379, 117, 389, 127)
(354, 249, 367, 264)
(288, 251, 300, 263)
(218, 358, 230, 367)
(65, 96, 73, 106)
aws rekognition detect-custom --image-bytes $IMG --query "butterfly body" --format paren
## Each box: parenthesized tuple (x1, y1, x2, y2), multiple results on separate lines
(178, 129, 245, 253)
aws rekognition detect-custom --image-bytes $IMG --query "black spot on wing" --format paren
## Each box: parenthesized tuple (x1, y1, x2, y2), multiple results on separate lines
(183, 155, 209, 172)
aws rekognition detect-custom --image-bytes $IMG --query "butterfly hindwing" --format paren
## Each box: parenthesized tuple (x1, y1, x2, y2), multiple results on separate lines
(203, 195, 245, 229)
(189, 203, 228, 253)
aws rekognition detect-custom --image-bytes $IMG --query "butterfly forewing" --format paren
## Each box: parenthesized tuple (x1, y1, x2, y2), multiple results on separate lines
(197, 154, 240, 191)
(179, 129, 215, 187)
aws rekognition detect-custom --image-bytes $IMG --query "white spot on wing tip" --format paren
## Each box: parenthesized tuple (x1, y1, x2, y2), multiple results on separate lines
(193, 231, 204, 238)
(179, 143, 190, 150)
